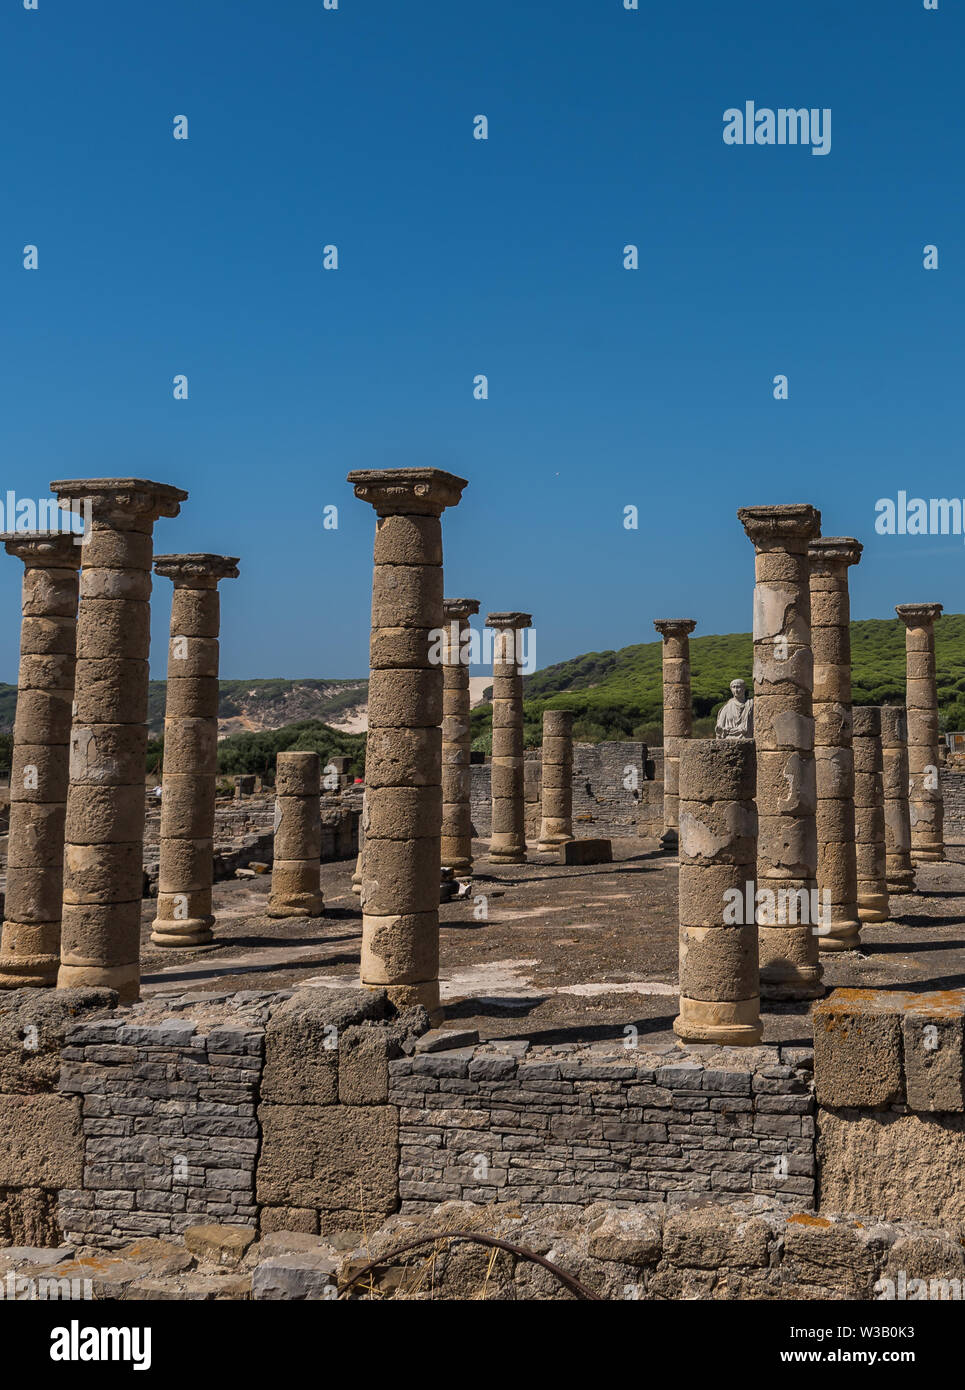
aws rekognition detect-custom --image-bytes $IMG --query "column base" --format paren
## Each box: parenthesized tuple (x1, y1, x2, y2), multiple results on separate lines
(0, 957, 57, 988)
(911, 849, 944, 864)
(887, 874, 917, 894)
(818, 924, 862, 953)
(673, 996, 762, 1046)
(858, 894, 890, 924)
(267, 895, 324, 918)
(442, 856, 474, 878)
(363, 978, 442, 1025)
(488, 849, 527, 864)
(537, 836, 573, 853)
(659, 828, 679, 853)
(150, 916, 214, 948)
(57, 960, 140, 1004)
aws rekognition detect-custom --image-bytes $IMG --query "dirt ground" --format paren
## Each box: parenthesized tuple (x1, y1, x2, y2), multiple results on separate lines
(138, 837, 965, 1048)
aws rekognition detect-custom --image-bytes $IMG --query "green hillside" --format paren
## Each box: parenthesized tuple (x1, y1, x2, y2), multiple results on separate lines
(145, 720, 366, 780)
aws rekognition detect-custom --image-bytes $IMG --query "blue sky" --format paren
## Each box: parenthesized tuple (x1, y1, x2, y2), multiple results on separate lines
(1, 0, 962, 682)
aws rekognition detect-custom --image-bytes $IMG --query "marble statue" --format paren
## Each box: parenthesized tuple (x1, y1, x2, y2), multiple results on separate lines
(715, 678, 754, 739)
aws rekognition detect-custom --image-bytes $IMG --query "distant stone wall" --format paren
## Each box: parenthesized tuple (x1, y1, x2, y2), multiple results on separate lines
(942, 770, 965, 834)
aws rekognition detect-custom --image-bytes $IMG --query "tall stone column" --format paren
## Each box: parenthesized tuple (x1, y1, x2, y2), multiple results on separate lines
(52, 478, 187, 1003)
(348, 467, 467, 1018)
(486, 612, 532, 864)
(896, 603, 944, 864)
(853, 707, 889, 923)
(674, 739, 761, 1045)
(441, 598, 479, 878)
(150, 554, 239, 946)
(880, 705, 915, 895)
(0, 534, 80, 987)
(808, 538, 862, 953)
(268, 751, 323, 917)
(653, 619, 696, 853)
(537, 709, 574, 852)
(737, 503, 823, 1001)
(351, 799, 365, 896)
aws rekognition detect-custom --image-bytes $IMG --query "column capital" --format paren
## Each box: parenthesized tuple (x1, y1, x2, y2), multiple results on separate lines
(1, 531, 82, 567)
(737, 503, 821, 545)
(809, 537, 862, 570)
(154, 553, 240, 588)
(896, 602, 943, 627)
(347, 467, 467, 516)
(50, 478, 188, 526)
(443, 597, 480, 622)
(486, 611, 532, 630)
(654, 618, 696, 639)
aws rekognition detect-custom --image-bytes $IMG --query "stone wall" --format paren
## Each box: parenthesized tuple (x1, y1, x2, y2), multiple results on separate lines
(942, 769, 965, 834)
(392, 1040, 815, 1214)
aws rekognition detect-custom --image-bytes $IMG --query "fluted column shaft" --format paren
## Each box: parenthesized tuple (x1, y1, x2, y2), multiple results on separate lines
(537, 709, 574, 851)
(487, 612, 532, 865)
(268, 751, 323, 917)
(348, 467, 467, 1020)
(896, 603, 944, 864)
(0, 534, 80, 987)
(151, 554, 239, 946)
(738, 503, 823, 1001)
(441, 598, 479, 877)
(674, 739, 761, 1045)
(880, 705, 915, 895)
(853, 706, 889, 923)
(52, 477, 187, 1003)
(654, 619, 696, 853)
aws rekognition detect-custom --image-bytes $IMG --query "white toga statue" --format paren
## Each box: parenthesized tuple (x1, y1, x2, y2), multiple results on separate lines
(715, 678, 754, 739)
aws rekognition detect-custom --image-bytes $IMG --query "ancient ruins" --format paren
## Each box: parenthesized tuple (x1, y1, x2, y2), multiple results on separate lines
(0, 470, 963, 1305)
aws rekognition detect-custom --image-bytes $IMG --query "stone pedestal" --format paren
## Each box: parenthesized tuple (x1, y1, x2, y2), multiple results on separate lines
(880, 705, 916, 895)
(808, 538, 862, 953)
(0, 534, 81, 987)
(441, 598, 479, 878)
(267, 752, 323, 917)
(674, 739, 762, 1045)
(853, 706, 889, 923)
(351, 798, 365, 896)
(537, 709, 574, 852)
(653, 619, 696, 854)
(486, 612, 533, 865)
(51, 479, 187, 1003)
(348, 467, 467, 1019)
(896, 603, 944, 864)
(737, 503, 823, 1001)
(150, 554, 239, 946)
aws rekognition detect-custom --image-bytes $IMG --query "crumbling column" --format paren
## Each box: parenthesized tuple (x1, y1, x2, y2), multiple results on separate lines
(348, 467, 467, 1018)
(441, 598, 480, 878)
(653, 619, 696, 853)
(0, 534, 80, 987)
(150, 554, 239, 946)
(896, 603, 944, 864)
(853, 706, 889, 923)
(351, 799, 365, 896)
(537, 709, 574, 852)
(267, 751, 323, 917)
(486, 612, 532, 864)
(880, 705, 915, 895)
(674, 739, 761, 1045)
(52, 477, 187, 1003)
(737, 503, 823, 1000)
(808, 538, 862, 952)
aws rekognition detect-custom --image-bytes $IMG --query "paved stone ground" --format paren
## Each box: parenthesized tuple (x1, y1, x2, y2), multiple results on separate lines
(137, 837, 965, 1048)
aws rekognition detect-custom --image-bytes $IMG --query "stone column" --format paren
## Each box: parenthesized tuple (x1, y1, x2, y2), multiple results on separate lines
(0, 534, 80, 987)
(737, 503, 823, 1001)
(351, 800, 365, 896)
(853, 706, 889, 923)
(896, 603, 944, 864)
(486, 612, 532, 864)
(150, 554, 239, 946)
(808, 538, 862, 953)
(52, 478, 187, 1003)
(880, 705, 916, 895)
(347, 467, 467, 1018)
(537, 709, 574, 852)
(267, 751, 323, 917)
(653, 619, 696, 853)
(441, 598, 479, 878)
(674, 739, 761, 1045)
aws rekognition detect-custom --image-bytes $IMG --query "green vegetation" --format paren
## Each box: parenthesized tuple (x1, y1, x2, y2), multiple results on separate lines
(214, 720, 366, 779)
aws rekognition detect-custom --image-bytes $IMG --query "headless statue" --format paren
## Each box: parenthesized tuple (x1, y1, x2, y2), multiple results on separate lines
(716, 678, 754, 739)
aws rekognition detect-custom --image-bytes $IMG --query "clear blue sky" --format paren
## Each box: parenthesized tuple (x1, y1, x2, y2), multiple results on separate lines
(2, 0, 962, 682)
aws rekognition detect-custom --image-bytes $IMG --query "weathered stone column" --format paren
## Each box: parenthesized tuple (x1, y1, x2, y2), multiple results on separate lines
(853, 706, 889, 923)
(0, 534, 80, 987)
(150, 554, 239, 946)
(737, 503, 823, 1000)
(880, 705, 916, 895)
(654, 619, 696, 853)
(486, 612, 532, 864)
(52, 478, 187, 1003)
(351, 799, 365, 896)
(674, 739, 761, 1045)
(267, 751, 323, 917)
(441, 598, 479, 878)
(537, 709, 574, 852)
(896, 603, 944, 864)
(348, 467, 467, 1018)
(808, 538, 862, 953)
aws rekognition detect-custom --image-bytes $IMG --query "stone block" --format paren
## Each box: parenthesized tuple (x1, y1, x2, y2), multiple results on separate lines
(257, 1104, 399, 1218)
(559, 839, 612, 866)
(812, 989, 905, 1108)
(0, 1094, 84, 1188)
(902, 993, 965, 1113)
